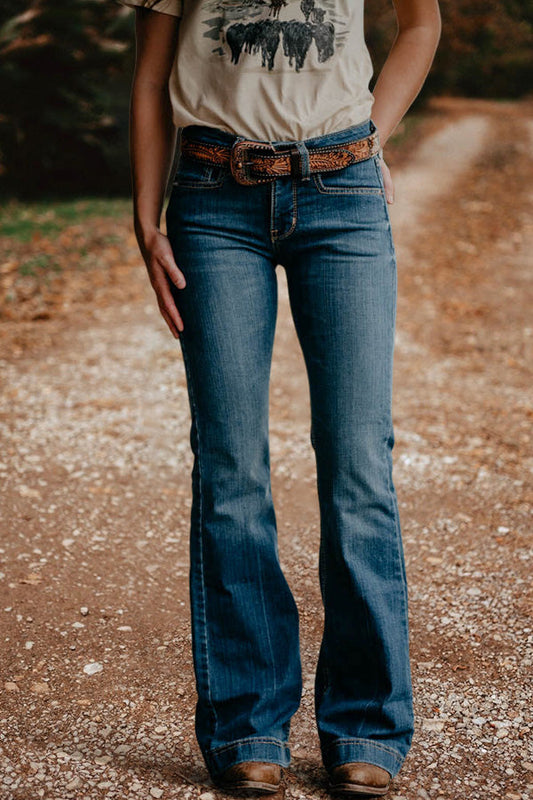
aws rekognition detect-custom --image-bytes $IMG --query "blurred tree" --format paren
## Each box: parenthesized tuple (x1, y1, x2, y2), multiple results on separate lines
(0, 0, 134, 198)
(366, 0, 533, 100)
(432, 0, 533, 97)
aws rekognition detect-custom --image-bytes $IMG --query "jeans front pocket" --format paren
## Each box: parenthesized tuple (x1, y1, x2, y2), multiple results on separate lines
(173, 153, 227, 189)
(312, 154, 384, 196)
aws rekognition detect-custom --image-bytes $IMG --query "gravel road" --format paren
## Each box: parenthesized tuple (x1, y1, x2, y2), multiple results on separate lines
(1, 100, 532, 800)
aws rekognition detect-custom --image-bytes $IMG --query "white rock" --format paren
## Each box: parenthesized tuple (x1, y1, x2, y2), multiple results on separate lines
(80, 606, 89, 616)
(422, 718, 445, 732)
(150, 789, 163, 798)
(83, 662, 103, 675)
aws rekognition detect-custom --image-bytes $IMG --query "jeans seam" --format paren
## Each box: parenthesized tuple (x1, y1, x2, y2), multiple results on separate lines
(257, 555, 278, 703)
(270, 180, 277, 239)
(180, 338, 219, 741)
(274, 179, 298, 240)
(384, 421, 412, 678)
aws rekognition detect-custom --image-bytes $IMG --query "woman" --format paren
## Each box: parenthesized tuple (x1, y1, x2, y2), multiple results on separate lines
(117, 0, 441, 796)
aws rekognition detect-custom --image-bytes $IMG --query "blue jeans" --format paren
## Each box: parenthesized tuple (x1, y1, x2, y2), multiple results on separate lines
(165, 117, 414, 780)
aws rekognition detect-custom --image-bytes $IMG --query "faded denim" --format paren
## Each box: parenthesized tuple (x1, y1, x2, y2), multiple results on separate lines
(165, 117, 414, 780)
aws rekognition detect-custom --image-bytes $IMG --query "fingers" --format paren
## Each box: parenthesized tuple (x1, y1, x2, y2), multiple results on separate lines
(159, 300, 183, 339)
(381, 160, 395, 205)
(143, 231, 186, 338)
(151, 272, 183, 337)
(152, 269, 185, 338)
(153, 236, 186, 290)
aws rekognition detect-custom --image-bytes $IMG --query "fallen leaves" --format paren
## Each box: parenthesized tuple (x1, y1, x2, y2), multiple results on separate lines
(0, 201, 145, 326)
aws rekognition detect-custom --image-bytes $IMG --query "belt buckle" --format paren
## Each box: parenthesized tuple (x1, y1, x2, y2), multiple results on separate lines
(230, 139, 276, 186)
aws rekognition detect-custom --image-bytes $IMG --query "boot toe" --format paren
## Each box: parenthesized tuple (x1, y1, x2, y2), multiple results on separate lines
(329, 762, 391, 797)
(217, 761, 282, 794)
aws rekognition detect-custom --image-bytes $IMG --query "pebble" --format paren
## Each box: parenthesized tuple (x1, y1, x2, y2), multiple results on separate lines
(150, 789, 163, 798)
(83, 662, 103, 675)
(29, 682, 49, 694)
(422, 719, 445, 732)
(80, 606, 89, 616)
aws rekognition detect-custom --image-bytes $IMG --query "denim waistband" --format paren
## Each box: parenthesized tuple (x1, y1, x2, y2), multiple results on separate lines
(179, 118, 376, 151)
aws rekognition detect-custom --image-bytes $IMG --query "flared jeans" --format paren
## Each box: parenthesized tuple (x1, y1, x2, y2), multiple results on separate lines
(165, 117, 414, 780)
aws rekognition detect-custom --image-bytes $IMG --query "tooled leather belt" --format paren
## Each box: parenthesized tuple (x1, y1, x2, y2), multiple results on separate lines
(179, 129, 381, 186)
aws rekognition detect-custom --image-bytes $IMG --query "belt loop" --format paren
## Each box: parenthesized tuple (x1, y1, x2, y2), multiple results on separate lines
(294, 141, 311, 182)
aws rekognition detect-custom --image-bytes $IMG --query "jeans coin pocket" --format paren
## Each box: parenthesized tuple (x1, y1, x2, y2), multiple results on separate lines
(313, 154, 384, 195)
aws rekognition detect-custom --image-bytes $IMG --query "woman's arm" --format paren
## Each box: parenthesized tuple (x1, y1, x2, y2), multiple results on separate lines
(371, 0, 442, 203)
(129, 8, 185, 338)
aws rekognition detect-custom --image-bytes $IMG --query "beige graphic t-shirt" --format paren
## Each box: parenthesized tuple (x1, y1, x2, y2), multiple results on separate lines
(117, 0, 375, 142)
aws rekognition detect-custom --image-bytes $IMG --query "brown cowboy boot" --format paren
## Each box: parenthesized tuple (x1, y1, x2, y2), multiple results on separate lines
(328, 762, 391, 797)
(217, 761, 282, 794)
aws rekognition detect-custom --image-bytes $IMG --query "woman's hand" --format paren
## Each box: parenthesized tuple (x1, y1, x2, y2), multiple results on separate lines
(138, 226, 186, 339)
(380, 157, 395, 205)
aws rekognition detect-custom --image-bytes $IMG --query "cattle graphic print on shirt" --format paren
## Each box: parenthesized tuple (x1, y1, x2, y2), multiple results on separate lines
(202, 0, 348, 72)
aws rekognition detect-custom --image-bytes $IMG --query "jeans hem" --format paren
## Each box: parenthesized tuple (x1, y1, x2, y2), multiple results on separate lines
(205, 737, 291, 779)
(322, 738, 405, 778)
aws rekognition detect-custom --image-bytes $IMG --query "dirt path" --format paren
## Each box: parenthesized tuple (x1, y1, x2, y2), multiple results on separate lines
(1, 100, 532, 800)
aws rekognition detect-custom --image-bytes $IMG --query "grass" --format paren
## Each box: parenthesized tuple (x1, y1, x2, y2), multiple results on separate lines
(0, 197, 132, 243)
